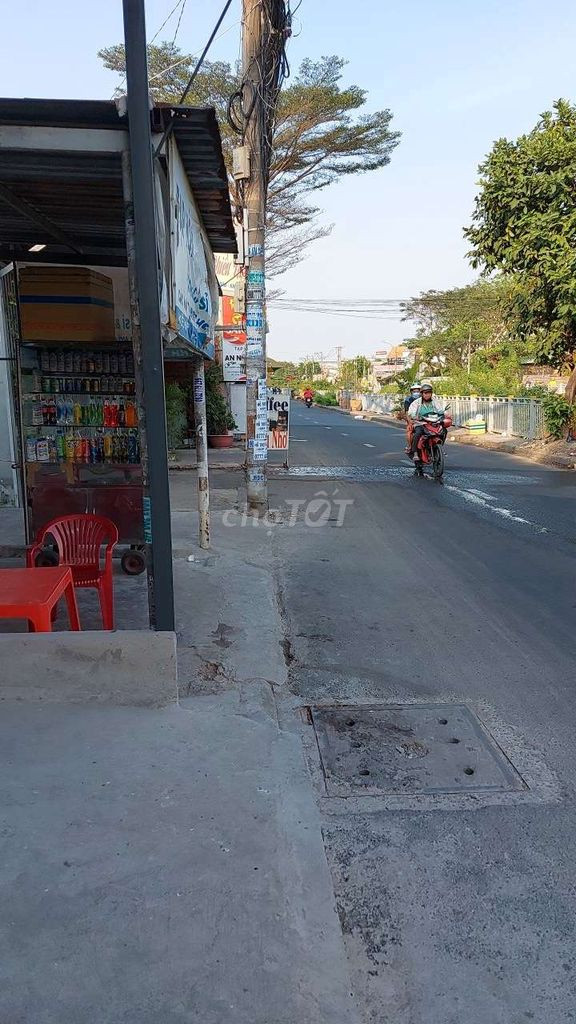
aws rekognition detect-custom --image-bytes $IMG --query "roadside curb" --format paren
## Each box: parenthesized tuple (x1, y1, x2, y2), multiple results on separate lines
(169, 462, 245, 471)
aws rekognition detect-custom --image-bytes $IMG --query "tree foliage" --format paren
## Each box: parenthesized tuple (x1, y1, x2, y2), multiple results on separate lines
(99, 45, 400, 275)
(465, 99, 576, 400)
(403, 279, 511, 371)
(337, 356, 372, 388)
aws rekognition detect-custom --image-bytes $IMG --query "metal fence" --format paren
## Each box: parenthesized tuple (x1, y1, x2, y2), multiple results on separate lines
(339, 391, 546, 440)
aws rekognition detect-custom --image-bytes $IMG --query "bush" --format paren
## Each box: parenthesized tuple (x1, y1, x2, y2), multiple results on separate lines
(165, 383, 187, 450)
(315, 391, 338, 406)
(540, 392, 575, 439)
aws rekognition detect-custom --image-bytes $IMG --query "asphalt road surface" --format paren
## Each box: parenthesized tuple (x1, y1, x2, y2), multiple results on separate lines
(270, 402, 576, 1024)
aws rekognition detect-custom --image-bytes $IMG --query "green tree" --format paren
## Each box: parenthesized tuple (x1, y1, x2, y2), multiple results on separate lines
(403, 279, 511, 372)
(99, 45, 400, 275)
(337, 356, 372, 388)
(465, 100, 576, 401)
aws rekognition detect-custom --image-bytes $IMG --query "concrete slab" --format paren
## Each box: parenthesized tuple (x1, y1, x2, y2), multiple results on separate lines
(0, 630, 177, 706)
(0, 697, 360, 1024)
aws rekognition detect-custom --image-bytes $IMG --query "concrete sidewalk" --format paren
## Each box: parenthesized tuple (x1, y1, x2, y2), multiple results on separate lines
(0, 472, 359, 1024)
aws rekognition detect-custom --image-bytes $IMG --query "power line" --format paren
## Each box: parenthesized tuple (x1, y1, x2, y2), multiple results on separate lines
(150, 0, 186, 44)
(170, 0, 189, 47)
(153, 0, 235, 157)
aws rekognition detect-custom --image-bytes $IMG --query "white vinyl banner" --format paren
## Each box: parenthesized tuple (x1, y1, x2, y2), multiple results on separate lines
(169, 140, 215, 358)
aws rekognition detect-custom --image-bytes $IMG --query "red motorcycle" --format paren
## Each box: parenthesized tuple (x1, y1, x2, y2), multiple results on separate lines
(413, 411, 452, 481)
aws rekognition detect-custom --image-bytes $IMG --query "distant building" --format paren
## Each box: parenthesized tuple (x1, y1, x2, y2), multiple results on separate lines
(372, 345, 412, 383)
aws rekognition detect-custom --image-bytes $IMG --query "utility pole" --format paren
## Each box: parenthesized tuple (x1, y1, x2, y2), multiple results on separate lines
(192, 357, 210, 548)
(243, 0, 268, 510)
(122, 0, 175, 630)
(467, 326, 472, 375)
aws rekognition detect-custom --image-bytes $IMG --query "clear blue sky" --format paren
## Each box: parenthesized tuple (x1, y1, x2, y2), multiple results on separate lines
(3, 0, 576, 363)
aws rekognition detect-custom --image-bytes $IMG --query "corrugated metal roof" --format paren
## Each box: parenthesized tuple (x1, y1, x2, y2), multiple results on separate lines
(0, 97, 236, 263)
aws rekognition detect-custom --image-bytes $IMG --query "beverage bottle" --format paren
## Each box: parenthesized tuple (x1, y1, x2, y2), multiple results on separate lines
(65, 350, 73, 372)
(104, 432, 112, 462)
(110, 400, 118, 427)
(128, 431, 138, 464)
(37, 437, 50, 463)
(40, 350, 49, 372)
(49, 400, 57, 426)
(110, 351, 119, 374)
(42, 400, 49, 425)
(73, 351, 81, 373)
(87, 351, 95, 374)
(95, 351, 103, 373)
(32, 402, 43, 426)
(103, 399, 109, 427)
(26, 437, 37, 462)
(89, 437, 97, 464)
(103, 352, 110, 373)
(56, 431, 65, 462)
(119, 351, 127, 374)
(65, 435, 75, 462)
(118, 402, 125, 427)
(73, 401, 82, 426)
(81, 437, 90, 463)
(57, 350, 65, 372)
(49, 350, 58, 371)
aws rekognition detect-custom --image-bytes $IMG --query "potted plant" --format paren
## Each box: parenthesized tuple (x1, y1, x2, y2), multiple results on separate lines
(205, 367, 237, 448)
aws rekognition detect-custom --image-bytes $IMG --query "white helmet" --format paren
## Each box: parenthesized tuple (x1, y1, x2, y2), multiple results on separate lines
(420, 379, 433, 390)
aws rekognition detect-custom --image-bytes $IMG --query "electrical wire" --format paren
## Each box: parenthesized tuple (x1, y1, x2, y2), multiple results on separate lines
(150, 0, 186, 45)
(153, 0, 235, 157)
(170, 0, 189, 48)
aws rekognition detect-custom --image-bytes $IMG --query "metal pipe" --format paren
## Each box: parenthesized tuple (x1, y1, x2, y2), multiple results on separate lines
(122, 0, 175, 631)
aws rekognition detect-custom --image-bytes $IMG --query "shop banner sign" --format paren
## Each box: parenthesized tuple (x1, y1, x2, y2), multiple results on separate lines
(169, 141, 214, 359)
(268, 387, 290, 450)
(221, 295, 246, 382)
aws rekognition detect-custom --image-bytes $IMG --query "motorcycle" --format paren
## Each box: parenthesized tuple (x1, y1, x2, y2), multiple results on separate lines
(305, 396, 313, 408)
(413, 410, 452, 482)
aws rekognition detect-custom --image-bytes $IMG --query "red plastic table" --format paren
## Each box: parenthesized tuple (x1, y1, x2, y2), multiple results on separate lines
(0, 567, 81, 632)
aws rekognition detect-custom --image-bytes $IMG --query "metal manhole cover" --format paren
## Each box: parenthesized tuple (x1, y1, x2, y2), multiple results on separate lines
(308, 703, 526, 796)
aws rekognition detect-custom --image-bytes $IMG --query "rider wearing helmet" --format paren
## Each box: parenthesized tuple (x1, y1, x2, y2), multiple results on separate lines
(407, 381, 446, 458)
(403, 382, 421, 414)
(403, 383, 421, 451)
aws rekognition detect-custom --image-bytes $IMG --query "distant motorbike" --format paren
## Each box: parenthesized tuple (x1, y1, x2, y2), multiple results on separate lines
(305, 396, 313, 408)
(413, 411, 452, 482)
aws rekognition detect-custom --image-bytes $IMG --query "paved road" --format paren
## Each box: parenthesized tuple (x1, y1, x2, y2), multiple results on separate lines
(270, 403, 576, 1024)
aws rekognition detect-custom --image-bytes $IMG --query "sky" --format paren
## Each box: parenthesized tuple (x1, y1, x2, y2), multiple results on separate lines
(3, 0, 576, 364)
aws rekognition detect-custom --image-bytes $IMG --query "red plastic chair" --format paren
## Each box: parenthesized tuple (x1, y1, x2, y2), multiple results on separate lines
(27, 515, 119, 630)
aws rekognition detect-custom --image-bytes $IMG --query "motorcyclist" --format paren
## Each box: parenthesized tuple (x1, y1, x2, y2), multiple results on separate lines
(403, 383, 421, 415)
(303, 386, 314, 403)
(403, 383, 421, 451)
(407, 381, 446, 458)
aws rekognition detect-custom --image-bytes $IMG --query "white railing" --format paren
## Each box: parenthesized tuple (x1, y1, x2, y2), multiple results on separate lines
(339, 391, 547, 440)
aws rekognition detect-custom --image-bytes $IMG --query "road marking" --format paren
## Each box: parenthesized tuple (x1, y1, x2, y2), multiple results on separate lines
(363, 443, 375, 448)
(325, 426, 332, 430)
(445, 485, 538, 527)
(341, 432, 349, 436)
(466, 488, 498, 501)
(291, 438, 307, 442)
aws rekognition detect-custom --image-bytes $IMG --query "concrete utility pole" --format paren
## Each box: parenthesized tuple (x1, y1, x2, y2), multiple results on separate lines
(122, 0, 175, 631)
(192, 357, 210, 548)
(243, 0, 268, 510)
